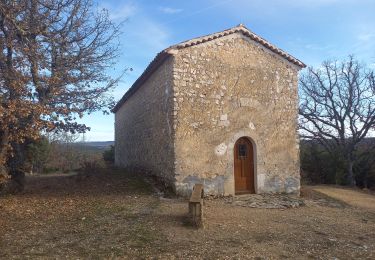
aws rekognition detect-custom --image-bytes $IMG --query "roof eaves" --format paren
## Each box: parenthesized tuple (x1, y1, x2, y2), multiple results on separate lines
(112, 50, 172, 113)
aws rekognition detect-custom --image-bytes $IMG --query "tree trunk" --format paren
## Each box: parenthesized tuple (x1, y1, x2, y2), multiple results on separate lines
(0, 129, 10, 166)
(347, 158, 356, 187)
(8, 143, 26, 172)
(0, 130, 25, 194)
(364, 175, 368, 189)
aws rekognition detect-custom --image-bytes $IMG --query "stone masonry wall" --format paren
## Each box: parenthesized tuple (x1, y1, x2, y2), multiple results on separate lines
(115, 57, 175, 185)
(172, 33, 301, 196)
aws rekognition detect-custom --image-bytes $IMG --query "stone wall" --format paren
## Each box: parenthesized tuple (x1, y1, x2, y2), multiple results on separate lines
(114, 57, 175, 185)
(172, 33, 301, 196)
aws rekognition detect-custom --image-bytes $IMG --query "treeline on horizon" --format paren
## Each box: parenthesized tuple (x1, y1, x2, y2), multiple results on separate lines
(22, 135, 114, 175)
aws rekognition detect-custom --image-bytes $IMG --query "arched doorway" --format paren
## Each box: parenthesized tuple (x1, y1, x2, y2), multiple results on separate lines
(234, 137, 255, 194)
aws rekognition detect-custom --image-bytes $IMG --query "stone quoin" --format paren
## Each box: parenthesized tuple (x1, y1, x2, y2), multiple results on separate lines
(112, 24, 306, 196)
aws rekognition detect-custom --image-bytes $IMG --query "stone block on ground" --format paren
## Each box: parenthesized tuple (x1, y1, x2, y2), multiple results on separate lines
(188, 184, 204, 228)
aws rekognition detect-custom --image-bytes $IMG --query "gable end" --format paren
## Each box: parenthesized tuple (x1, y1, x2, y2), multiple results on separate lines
(112, 24, 305, 113)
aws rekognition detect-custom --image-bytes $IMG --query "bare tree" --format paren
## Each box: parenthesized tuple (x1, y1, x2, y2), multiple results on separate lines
(299, 56, 375, 186)
(0, 0, 122, 170)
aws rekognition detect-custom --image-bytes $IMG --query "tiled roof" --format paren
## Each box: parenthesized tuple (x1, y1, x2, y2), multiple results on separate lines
(112, 24, 306, 112)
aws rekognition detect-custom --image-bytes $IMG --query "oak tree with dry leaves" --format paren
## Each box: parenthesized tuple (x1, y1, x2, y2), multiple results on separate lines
(0, 0, 121, 174)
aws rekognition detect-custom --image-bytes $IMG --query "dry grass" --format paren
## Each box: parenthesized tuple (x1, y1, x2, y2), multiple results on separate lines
(0, 169, 159, 259)
(1, 170, 374, 259)
(312, 185, 375, 210)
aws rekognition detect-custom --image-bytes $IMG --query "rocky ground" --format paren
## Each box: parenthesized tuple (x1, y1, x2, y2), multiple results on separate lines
(218, 193, 305, 208)
(0, 170, 374, 259)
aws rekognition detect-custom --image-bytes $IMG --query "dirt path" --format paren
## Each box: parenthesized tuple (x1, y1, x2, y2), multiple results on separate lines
(312, 185, 375, 210)
(1, 173, 374, 259)
(157, 191, 375, 259)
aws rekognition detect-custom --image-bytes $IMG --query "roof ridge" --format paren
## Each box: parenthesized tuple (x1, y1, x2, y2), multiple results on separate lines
(165, 24, 305, 68)
(112, 24, 305, 113)
(165, 24, 245, 51)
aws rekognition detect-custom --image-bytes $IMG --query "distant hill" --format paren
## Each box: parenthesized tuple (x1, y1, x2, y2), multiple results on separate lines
(82, 141, 114, 148)
(73, 141, 114, 152)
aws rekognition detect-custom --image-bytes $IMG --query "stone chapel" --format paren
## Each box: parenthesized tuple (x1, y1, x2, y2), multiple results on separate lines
(113, 24, 306, 196)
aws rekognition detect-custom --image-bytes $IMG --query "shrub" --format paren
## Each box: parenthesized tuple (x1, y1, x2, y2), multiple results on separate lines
(301, 139, 375, 189)
(26, 137, 51, 174)
(79, 153, 106, 175)
(103, 145, 115, 163)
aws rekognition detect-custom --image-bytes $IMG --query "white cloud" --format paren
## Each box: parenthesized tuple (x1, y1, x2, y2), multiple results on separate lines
(158, 7, 183, 14)
(357, 32, 375, 43)
(100, 2, 171, 54)
(304, 43, 334, 51)
(124, 17, 171, 53)
(224, 0, 348, 14)
(101, 2, 137, 21)
(283, 0, 340, 7)
(351, 28, 375, 59)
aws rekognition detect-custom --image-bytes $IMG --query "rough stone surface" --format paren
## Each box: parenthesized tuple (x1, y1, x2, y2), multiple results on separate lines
(114, 57, 175, 186)
(173, 34, 301, 196)
(115, 32, 302, 196)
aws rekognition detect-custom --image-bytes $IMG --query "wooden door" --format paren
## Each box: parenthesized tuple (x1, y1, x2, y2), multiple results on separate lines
(234, 137, 255, 194)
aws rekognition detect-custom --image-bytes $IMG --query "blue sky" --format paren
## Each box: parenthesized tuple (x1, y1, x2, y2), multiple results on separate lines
(79, 0, 375, 141)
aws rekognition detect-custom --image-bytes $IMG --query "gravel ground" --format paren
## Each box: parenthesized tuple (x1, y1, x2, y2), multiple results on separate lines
(0, 171, 374, 259)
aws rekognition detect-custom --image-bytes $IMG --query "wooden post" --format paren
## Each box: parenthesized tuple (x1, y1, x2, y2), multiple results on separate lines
(188, 183, 204, 228)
